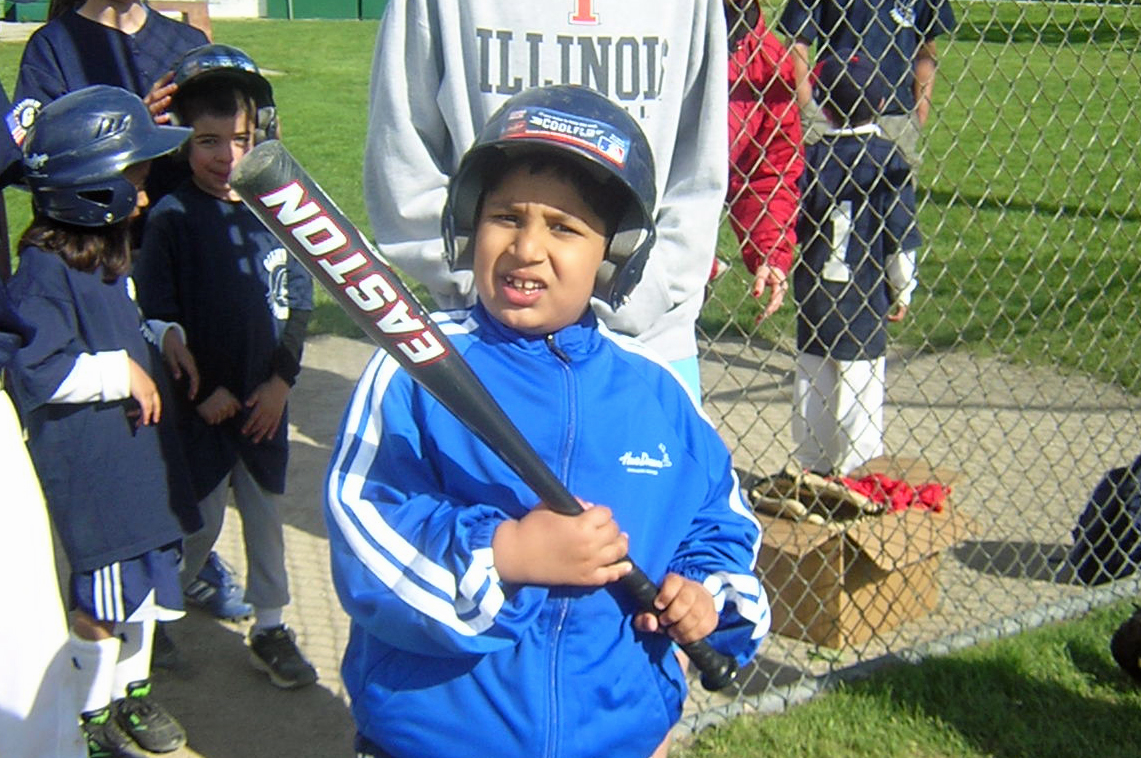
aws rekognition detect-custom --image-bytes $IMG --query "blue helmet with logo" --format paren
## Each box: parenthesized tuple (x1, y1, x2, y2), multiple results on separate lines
(22, 85, 191, 226)
(443, 85, 657, 310)
(171, 43, 278, 142)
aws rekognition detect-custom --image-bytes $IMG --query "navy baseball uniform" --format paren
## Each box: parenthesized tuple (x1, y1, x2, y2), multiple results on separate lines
(791, 123, 921, 475)
(15, 7, 207, 104)
(134, 181, 314, 499)
(6, 247, 199, 573)
(15, 7, 208, 208)
(794, 126, 921, 360)
(778, 0, 956, 115)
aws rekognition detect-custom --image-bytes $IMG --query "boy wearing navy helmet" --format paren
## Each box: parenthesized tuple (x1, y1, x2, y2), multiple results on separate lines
(327, 84, 769, 758)
(134, 44, 316, 690)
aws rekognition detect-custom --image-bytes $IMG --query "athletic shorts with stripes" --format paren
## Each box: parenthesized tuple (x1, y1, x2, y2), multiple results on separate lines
(69, 541, 185, 623)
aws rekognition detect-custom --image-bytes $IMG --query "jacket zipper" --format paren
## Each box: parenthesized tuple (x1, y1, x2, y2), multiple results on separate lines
(544, 332, 573, 758)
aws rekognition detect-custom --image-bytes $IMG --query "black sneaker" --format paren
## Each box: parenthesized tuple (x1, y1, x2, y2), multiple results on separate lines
(81, 706, 145, 758)
(113, 679, 187, 753)
(248, 624, 318, 689)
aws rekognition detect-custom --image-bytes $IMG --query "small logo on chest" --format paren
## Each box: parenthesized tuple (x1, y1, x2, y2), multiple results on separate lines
(619, 444, 673, 475)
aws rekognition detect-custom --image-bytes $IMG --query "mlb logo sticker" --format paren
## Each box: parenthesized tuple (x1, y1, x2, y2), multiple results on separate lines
(6, 98, 40, 147)
(597, 135, 626, 164)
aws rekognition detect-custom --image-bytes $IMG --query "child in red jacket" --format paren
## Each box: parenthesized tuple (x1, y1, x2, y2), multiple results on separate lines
(724, 0, 804, 321)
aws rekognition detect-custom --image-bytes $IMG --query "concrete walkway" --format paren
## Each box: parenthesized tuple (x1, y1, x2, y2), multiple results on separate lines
(155, 334, 373, 758)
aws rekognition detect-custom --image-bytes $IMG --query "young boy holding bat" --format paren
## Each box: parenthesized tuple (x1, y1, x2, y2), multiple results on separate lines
(325, 84, 770, 758)
(133, 44, 318, 689)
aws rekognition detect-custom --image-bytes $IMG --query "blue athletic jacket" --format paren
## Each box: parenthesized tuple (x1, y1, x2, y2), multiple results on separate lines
(325, 304, 768, 758)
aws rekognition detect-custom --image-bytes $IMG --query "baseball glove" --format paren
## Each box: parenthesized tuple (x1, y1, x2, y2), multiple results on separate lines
(1110, 604, 1141, 683)
(748, 461, 884, 525)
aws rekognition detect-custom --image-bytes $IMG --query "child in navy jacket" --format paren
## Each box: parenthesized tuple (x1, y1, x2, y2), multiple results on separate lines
(327, 85, 769, 758)
(6, 86, 199, 758)
(134, 46, 316, 690)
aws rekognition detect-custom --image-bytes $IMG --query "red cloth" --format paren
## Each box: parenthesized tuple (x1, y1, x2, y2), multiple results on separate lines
(726, 10, 804, 276)
(837, 473, 950, 513)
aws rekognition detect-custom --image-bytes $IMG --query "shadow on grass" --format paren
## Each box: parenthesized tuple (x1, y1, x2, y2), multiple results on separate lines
(955, 15, 1141, 47)
(918, 187, 1141, 225)
(847, 651, 1141, 758)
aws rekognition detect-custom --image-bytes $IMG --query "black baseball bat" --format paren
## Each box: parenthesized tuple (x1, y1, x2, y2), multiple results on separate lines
(230, 140, 737, 691)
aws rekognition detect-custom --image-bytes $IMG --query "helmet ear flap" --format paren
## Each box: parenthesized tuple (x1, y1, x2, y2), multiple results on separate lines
(594, 214, 655, 309)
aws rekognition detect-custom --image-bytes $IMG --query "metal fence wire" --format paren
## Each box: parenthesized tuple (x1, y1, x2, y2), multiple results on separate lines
(685, 0, 1141, 736)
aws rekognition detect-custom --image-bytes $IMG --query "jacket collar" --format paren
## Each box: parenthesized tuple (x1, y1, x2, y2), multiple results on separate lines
(471, 302, 602, 359)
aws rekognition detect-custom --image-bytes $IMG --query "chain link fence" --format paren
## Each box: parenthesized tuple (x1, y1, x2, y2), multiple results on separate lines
(684, 0, 1141, 736)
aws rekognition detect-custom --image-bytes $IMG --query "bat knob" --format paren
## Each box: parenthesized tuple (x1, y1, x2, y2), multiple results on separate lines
(698, 656, 738, 692)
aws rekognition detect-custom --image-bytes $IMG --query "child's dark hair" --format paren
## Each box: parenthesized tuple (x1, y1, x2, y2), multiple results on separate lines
(476, 150, 626, 239)
(18, 216, 132, 280)
(173, 79, 257, 132)
(816, 53, 886, 128)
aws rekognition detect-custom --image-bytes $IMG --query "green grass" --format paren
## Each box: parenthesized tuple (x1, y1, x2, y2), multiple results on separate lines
(2, 6, 1138, 389)
(0, 19, 380, 338)
(681, 598, 1141, 758)
(708, 0, 1141, 393)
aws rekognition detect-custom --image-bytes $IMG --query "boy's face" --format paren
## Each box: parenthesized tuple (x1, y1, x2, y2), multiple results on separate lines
(187, 109, 253, 201)
(473, 165, 607, 335)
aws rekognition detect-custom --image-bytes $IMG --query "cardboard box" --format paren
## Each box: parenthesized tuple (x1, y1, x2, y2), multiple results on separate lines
(755, 457, 973, 648)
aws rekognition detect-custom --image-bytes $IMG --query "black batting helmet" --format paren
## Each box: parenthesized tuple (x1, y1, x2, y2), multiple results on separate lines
(22, 85, 191, 226)
(443, 85, 657, 310)
(170, 43, 278, 142)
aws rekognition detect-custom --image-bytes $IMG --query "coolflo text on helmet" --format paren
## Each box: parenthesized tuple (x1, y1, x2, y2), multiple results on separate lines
(443, 85, 657, 310)
(22, 85, 191, 226)
(170, 43, 278, 143)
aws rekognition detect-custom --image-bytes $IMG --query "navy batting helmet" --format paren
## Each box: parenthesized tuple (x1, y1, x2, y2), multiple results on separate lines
(443, 85, 657, 310)
(22, 85, 191, 226)
(170, 43, 278, 142)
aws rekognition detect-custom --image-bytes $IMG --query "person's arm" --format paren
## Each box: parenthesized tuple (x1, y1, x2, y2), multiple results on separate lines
(269, 256, 314, 388)
(7, 253, 162, 424)
(790, 39, 815, 111)
(741, 30, 805, 320)
(326, 349, 555, 657)
(883, 155, 922, 320)
(775, 0, 819, 110)
(662, 421, 769, 665)
(912, 40, 939, 127)
(7, 254, 89, 409)
(362, 0, 473, 311)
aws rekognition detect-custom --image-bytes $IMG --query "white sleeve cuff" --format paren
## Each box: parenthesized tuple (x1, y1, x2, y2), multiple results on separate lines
(50, 350, 130, 403)
(886, 249, 918, 307)
(145, 319, 186, 352)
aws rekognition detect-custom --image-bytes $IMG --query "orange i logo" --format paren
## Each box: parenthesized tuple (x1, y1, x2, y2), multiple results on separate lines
(569, 0, 598, 24)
